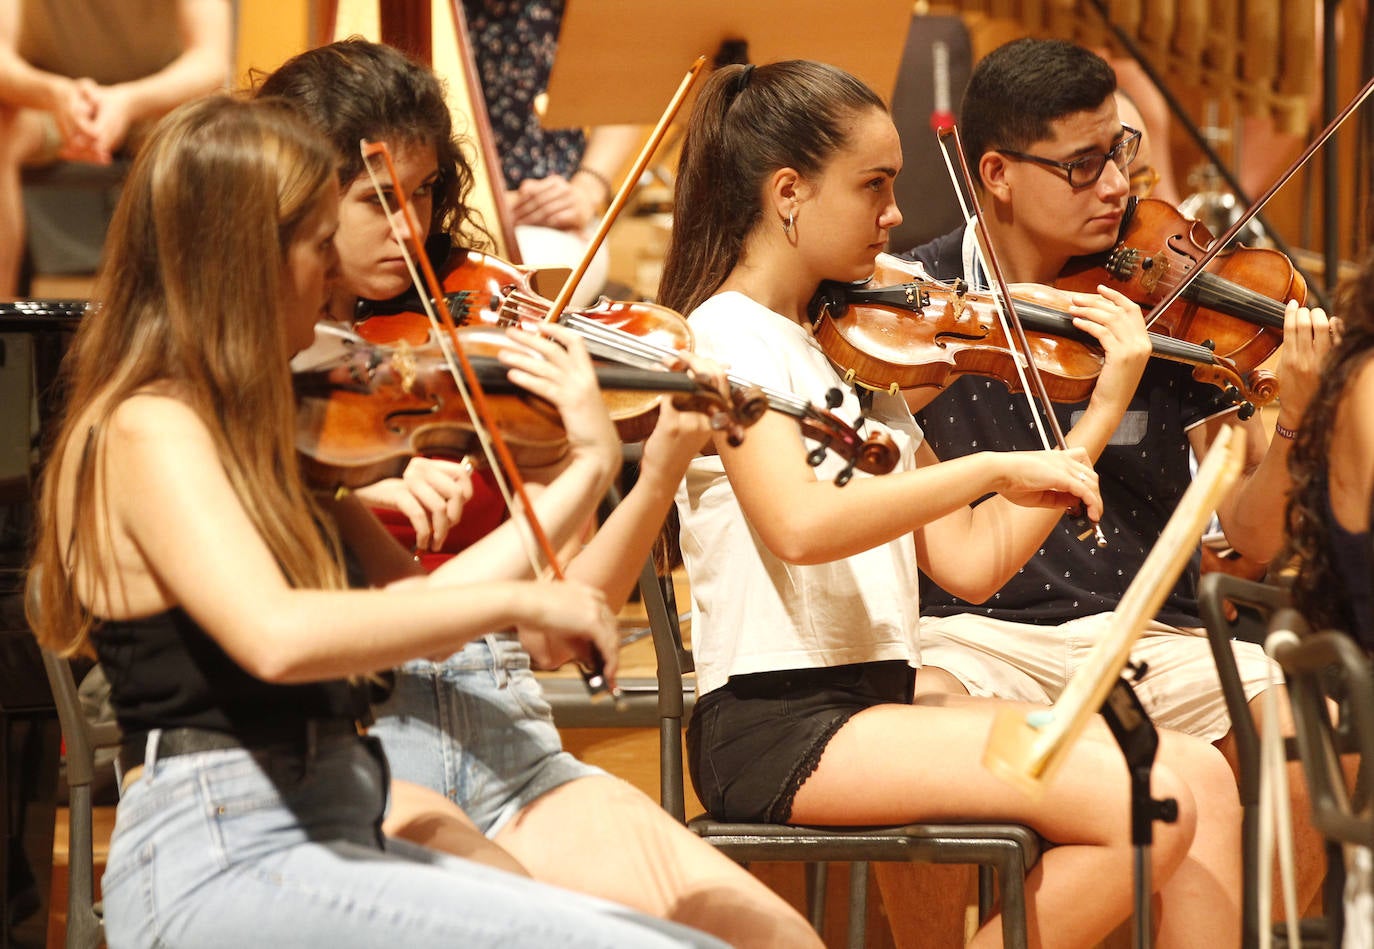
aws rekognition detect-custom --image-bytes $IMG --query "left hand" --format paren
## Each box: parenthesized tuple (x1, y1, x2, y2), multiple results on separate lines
(498, 323, 620, 473)
(637, 351, 727, 487)
(1276, 298, 1339, 429)
(352, 457, 475, 552)
(506, 174, 599, 232)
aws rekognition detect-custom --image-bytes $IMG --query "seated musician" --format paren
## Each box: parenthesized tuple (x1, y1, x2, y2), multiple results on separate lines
(1285, 227, 1371, 650)
(659, 57, 1243, 947)
(24, 93, 728, 949)
(894, 36, 1336, 916)
(0, 0, 233, 296)
(257, 39, 820, 948)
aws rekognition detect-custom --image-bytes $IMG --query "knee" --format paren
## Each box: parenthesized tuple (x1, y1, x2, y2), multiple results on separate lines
(1147, 764, 1199, 880)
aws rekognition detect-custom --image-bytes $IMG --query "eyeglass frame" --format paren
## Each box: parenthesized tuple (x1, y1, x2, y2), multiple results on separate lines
(997, 126, 1143, 189)
(1128, 163, 1161, 197)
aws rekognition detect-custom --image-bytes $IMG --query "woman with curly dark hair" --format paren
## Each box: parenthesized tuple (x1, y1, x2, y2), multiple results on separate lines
(1284, 244, 1368, 646)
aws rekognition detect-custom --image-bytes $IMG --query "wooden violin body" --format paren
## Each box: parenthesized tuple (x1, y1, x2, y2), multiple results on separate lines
(1057, 198, 1303, 407)
(295, 327, 768, 489)
(811, 253, 1252, 405)
(355, 249, 901, 480)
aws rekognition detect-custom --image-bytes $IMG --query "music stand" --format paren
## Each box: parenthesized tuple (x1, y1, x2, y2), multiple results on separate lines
(539, 0, 915, 127)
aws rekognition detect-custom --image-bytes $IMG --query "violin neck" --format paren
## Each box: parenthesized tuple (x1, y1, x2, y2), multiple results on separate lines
(1180, 272, 1287, 331)
(1011, 299, 1220, 367)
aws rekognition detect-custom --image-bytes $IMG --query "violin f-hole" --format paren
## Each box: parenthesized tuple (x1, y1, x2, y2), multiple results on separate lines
(384, 396, 442, 433)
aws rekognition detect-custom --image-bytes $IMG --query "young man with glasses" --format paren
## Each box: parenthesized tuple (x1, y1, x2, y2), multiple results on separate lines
(893, 36, 1337, 922)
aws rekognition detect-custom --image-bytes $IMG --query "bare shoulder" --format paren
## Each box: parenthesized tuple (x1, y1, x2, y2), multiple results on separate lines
(106, 391, 210, 441)
(1334, 356, 1374, 448)
(102, 391, 221, 475)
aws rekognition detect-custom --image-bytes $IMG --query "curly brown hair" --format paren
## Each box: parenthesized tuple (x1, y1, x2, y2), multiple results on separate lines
(254, 38, 491, 251)
(1283, 240, 1374, 633)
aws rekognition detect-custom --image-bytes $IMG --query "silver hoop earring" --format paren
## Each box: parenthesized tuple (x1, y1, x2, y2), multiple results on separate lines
(783, 211, 795, 237)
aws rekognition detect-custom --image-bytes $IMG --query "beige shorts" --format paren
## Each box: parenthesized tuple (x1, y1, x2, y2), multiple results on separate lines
(918, 612, 1280, 742)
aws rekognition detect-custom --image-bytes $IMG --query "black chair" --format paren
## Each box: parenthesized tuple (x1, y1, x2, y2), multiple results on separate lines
(638, 560, 1042, 949)
(1266, 609, 1374, 947)
(1197, 572, 1342, 948)
(38, 650, 120, 949)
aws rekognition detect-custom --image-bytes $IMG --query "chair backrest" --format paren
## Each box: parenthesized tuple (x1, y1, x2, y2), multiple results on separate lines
(1267, 609, 1374, 850)
(637, 558, 695, 823)
(38, 649, 120, 949)
(1196, 571, 1291, 805)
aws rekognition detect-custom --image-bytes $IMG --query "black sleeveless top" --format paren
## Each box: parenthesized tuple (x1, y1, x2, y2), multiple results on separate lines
(1322, 479, 1374, 652)
(93, 607, 376, 743)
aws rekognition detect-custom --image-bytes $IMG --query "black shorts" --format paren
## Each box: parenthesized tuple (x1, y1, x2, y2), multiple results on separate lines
(686, 660, 915, 824)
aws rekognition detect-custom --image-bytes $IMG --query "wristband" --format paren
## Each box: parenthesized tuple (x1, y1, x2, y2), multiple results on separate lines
(1274, 421, 1298, 440)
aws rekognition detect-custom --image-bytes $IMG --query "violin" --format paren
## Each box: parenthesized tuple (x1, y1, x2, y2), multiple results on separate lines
(355, 249, 697, 442)
(357, 249, 901, 482)
(811, 253, 1252, 405)
(294, 327, 766, 489)
(1056, 197, 1305, 408)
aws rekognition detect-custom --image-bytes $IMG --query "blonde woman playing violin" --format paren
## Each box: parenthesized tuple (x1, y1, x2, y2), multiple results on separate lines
(25, 93, 727, 949)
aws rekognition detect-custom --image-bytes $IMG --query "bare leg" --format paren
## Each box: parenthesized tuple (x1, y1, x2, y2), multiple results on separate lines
(495, 774, 822, 949)
(1154, 730, 1243, 946)
(788, 702, 1209, 949)
(1216, 686, 1341, 921)
(878, 666, 977, 948)
(0, 107, 48, 298)
(384, 778, 531, 876)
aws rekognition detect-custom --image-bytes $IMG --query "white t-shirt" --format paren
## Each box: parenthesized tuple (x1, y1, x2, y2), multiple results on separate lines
(676, 291, 924, 696)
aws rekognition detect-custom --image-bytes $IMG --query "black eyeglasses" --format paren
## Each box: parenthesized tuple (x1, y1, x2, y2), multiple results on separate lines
(998, 126, 1142, 188)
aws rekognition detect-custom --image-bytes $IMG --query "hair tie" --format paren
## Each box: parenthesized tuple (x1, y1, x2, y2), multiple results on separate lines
(732, 64, 755, 98)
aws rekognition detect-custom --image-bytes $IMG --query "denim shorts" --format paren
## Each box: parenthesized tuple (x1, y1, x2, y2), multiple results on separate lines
(369, 634, 602, 836)
(687, 661, 915, 824)
(101, 728, 724, 948)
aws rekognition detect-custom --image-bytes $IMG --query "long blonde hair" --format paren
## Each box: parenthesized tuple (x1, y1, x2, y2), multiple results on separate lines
(28, 95, 345, 656)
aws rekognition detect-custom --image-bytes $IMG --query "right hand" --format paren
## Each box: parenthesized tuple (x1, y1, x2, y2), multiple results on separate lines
(51, 77, 101, 161)
(516, 578, 620, 688)
(498, 322, 620, 473)
(992, 446, 1103, 523)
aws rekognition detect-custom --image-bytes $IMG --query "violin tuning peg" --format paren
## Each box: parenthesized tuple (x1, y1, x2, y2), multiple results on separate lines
(824, 387, 844, 410)
(834, 465, 854, 487)
(806, 446, 827, 468)
(1237, 401, 1256, 421)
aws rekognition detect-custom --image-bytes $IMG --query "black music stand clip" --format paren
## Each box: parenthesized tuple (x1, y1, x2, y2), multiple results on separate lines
(1101, 672, 1179, 949)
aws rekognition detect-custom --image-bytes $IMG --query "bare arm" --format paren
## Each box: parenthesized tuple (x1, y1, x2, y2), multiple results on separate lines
(507, 124, 643, 230)
(98, 396, 614, 685)
(717, 407, 1100, 603)
(0, 0, 93, 140)
(77, 0, 232, 160)
(1207, 300, 1337, 562)
(562, 399, 711, 610)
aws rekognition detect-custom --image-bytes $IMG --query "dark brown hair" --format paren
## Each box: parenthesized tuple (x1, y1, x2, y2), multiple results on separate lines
(254, 38, 490, 250)
(658, 60, 886, 316)
(1284, 237, 1374, 633)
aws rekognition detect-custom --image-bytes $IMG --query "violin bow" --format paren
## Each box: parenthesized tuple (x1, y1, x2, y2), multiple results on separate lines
(540, 55, 707, 327)
(361, 139, 617, 700)
(1141, 75, 1374, 327)
(936, 125, 1107, 547)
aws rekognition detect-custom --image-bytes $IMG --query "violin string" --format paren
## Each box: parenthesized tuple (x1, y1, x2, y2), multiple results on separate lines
(495, 293, 824, 420)
(1148, 267, 1288, 325)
